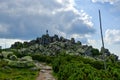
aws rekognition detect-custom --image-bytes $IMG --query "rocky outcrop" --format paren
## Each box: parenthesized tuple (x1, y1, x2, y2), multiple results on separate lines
(10, 31, 118, 61)
(9, 55, 17, 60)
(8, 60, 35, 68)
(100, 47, 110, 56)
(1, 52, 38, 69)
(1, 51, 13, 59)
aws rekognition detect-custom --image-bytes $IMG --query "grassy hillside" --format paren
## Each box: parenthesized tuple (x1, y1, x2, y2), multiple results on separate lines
(0, 34, 120, 80)
(0, 60, 38, 80)
(52, 54, 120, 80)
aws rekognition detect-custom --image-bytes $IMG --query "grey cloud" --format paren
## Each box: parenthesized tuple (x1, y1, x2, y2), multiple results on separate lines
(112, 1, 120, 12)
(55, 10, 95, 35)
(105, 29, 120, 44)
(91, 0, 120, 12)
(70, 19, 95, 34)
(0, 0, 95, 40)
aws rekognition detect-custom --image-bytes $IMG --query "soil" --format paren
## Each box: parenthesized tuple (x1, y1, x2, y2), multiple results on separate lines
(36, 63, 56, 80)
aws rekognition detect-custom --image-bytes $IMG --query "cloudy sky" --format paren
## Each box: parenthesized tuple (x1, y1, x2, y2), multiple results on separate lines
(0, 0, 120, 57)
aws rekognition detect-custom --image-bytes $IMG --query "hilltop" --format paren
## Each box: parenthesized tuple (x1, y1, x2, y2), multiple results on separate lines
(0, 31, 120, 80)
(10, 31, 118, 61)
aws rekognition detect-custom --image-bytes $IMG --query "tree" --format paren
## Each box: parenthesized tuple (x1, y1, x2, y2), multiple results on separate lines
(91, 48, 100, 56)
(11, 42, 23, 49)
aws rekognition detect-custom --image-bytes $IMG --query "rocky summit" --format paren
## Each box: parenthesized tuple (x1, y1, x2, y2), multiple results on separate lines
(9, 31, 118, 61)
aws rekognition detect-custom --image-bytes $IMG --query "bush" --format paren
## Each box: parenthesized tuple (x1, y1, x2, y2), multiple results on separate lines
(52, 57, 65, 73)
(31, 54, 53, 64)
(91, 48, 100, 56)
(91, 61, 104, 70)
(0, 53, 3, 59)
(0, 60, 8, 67)
(52, 55, 120, 80)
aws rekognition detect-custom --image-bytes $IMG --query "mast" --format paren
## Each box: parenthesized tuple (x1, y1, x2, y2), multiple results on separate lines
(99, 10, 106, 70)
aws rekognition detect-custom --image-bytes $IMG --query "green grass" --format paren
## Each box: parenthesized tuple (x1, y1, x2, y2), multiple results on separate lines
(0, 60, 39, 80)
(0, 68, 38, 80)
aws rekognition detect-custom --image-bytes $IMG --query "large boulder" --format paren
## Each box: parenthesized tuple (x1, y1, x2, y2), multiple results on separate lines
(101, 47, 111, 56)
(9, 55, 17, 60)
(76, 41, 82, 45)
(2, 51, 13, 58)
(8, 60, 35, 68)
(3, 58, 11, 63)
(52, 34, 59, 42)
(39, 45, 45, 52)
(71, 38, 75, 44)
(60, 42, 66, 48)
(76, 48, 85, 55)
(21, 56, 33, 61)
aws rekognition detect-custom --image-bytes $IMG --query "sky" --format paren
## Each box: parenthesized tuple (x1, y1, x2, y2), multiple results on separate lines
(0, 0, 120, 58)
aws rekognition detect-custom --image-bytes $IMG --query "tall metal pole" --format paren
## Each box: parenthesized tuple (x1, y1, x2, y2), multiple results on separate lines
(99, 10, 106, 70)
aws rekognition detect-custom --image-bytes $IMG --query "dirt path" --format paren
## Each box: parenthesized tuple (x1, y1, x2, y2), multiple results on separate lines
(36, 63, 56, 80)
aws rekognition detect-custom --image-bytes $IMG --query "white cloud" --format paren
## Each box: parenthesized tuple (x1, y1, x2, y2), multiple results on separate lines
(0, 38, 27, 49)
(87, 39, 97, 45)
(92, 0, 118, 4)
(70, 34, 92, 44)
(105, 29, 120, 44)
(0, 0, 95, 40)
